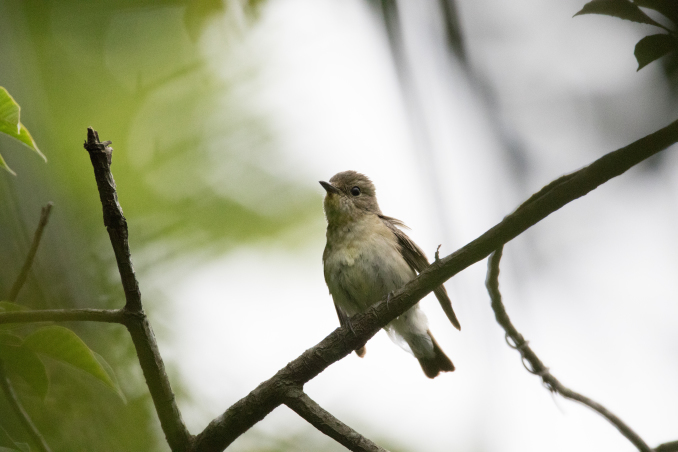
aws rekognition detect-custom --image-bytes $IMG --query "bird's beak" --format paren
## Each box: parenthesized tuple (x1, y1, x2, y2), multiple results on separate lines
(319, 181, 341, 195)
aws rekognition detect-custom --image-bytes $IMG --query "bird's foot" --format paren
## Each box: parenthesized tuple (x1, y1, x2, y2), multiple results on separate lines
(386, 291, 394, 311)
(346, 316, 356, 336)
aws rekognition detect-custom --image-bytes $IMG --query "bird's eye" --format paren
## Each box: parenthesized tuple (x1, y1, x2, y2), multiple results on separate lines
(350, 186, 361, 196)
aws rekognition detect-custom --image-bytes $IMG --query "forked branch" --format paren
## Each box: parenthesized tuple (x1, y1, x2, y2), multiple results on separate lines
(283, 389, 388, 452)
(83, 129, 192, 451)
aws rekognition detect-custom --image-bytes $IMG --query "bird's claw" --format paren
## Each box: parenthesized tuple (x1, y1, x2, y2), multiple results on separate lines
(346, 317, 356, 336)
(386, 291, 394, 310)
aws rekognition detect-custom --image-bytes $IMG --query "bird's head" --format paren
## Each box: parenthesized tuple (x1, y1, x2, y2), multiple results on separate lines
(320, 171, 381, 226)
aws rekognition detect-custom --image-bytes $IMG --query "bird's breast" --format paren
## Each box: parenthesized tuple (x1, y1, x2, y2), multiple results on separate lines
(323, 217, 415, 314)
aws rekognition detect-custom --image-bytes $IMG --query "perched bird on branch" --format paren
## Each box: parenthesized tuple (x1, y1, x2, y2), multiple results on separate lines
(320, 170, 460, 378)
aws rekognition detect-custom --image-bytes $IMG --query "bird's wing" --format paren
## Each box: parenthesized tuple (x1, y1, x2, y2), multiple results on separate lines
(379, 215, 461, 330)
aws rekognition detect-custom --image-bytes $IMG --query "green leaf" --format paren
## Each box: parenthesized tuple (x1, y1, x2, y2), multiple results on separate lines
(0, 335, 49, 399)
(0, 86, 46, 175)
(634, 33, 678, 69)
(0, 332, 22, 346)
(0, 88, 20, 128)
(634, 0, 678, 25)
(574, 0, 667, 28)
(93, 351, 126, 402)
(0, 152, 16, 176)
(0, 426, 24, 452)
(0, 302, 31, 312)
(23, 326, 117, 392)
(0, 444, 29, 452)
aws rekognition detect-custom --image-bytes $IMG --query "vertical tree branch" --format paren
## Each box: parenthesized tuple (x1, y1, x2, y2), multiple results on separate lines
(8, 202, 53, 302)
(0, 361, 52, 452)
(83, 129, 140, 312)
(485, 247, 653, 452)
(283, 388, 389, 452)
(439, 0, 467, 63)
(83, 128, 192, 451)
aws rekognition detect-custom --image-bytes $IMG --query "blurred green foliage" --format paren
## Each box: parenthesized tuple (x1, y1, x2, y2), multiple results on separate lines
(0, 0, 318, 450)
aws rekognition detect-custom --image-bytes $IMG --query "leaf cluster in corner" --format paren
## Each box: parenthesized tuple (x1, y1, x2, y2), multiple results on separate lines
(575, 0, 678, 71)
(0, 302, 122, 400)
(0, 87, 45, 176)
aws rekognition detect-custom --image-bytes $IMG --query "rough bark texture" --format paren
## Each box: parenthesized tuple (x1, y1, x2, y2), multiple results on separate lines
(83, 128, 192, 451)
(284, 389, 389, 452)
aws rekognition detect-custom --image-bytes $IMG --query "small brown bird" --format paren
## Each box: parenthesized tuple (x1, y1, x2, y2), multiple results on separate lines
(321, 170, 460, 378)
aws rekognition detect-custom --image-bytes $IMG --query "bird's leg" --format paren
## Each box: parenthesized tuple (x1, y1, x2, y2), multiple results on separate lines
(346, 316, 356, 335)
(386, 291, 394, 311)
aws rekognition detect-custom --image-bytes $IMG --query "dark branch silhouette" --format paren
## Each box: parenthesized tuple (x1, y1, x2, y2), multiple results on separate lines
(284, 389, 388, 452)
(657, 440, 678, 452)
(83, 129, 192, 451)
(9, 202, 53, 302)
(0, 308, 126, 325)
(485, 247, 652, 452)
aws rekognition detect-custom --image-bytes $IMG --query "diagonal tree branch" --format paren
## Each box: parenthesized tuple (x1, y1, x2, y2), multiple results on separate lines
(9, 202, 53, 302)
(657, 440, 678, 452)
(83, 128, 192, 452)
(192, 119, 678, 450)
(485, 247, 652, 452)
(283, 388, 388, 452)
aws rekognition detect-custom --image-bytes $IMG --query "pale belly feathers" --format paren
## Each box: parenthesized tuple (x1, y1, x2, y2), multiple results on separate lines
(323, 215, 434, 359)
(323, 216, 415, 316)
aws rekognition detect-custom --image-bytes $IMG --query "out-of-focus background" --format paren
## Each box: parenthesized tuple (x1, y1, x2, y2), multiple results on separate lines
(1, 0, 677, 451)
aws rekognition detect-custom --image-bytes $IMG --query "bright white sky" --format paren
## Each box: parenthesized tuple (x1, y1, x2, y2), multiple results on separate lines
(155, 0, 678, 450)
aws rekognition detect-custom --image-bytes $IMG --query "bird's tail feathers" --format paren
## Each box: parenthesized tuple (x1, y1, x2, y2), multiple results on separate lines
(417, 331, 454, 379)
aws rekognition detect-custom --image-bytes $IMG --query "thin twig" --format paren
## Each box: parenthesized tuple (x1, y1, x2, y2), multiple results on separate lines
(0, 361, 52, 452)
(3, 203, 54, 452)
(485, 247, 652, 452)
(83, 128, 192, 451)
(193, 119, 678, 451)
(284, 388, 389, 452)
(0, 308, 127, 325)
(83, 130, 140, 313)
(9, 202, 53, 301)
